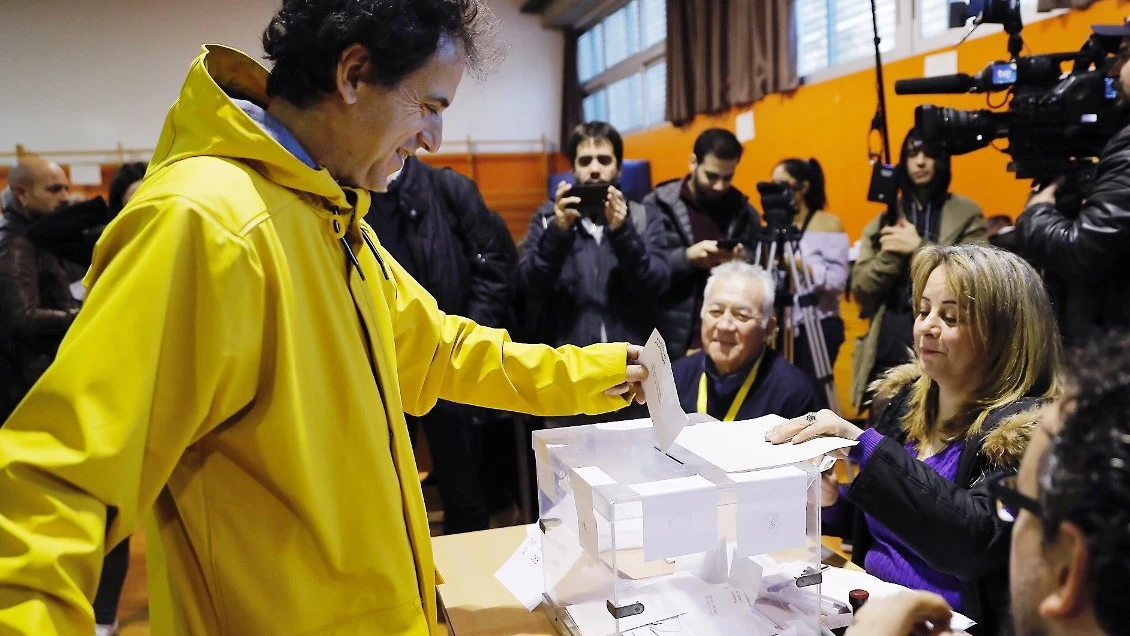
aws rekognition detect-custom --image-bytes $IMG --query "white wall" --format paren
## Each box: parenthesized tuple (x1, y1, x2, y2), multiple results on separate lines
(0, 0, 563, 161)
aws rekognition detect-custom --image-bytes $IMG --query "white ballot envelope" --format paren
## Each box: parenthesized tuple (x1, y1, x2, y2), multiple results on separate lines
(638, 329, 689, 452)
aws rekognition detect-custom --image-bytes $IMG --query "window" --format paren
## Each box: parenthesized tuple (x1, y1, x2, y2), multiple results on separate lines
(578, 0, 667, 133)
(919, 0, 1050, 41)
(798, 0, 1060, 81)
(796, 0, 896, 77)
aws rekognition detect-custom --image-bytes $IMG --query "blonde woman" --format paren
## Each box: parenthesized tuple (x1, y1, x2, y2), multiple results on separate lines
(768, 244, 1062, 636)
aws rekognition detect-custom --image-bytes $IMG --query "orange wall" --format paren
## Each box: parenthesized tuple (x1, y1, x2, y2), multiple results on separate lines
(625, 0, 1130, 240)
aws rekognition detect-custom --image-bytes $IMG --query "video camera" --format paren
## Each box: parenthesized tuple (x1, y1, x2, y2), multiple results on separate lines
(756, 181, 800, 230)
(894, 0, 1122, 181)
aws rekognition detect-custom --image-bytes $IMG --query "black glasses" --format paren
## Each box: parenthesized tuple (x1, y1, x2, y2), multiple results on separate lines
(577, 155, 615, 168)
(987, 473, 1043, 523)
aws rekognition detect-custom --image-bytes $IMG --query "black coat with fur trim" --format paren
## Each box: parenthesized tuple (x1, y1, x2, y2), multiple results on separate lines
(826, 366, 1045, 636)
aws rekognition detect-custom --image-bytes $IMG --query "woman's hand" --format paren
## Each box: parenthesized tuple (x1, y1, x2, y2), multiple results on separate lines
(765, 409, 865, 445)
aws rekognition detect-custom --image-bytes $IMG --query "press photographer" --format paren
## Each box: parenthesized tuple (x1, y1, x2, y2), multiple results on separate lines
(1013, 21, 1130, 346)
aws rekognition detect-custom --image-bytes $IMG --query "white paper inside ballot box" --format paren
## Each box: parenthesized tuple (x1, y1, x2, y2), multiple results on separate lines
(729, 466, 808, 557)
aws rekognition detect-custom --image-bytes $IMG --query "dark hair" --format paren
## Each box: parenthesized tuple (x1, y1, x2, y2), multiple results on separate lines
(1041, 332, 1130, 636)
(263, 0, 502, 108)
(777, 157, 828, 212)
(108, 162, 147, 216)
(565, 122, 624, 166)
(693, 128, 743, 163)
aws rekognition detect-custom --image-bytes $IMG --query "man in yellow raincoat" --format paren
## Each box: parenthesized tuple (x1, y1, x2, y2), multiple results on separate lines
(0, 1, 649, 634)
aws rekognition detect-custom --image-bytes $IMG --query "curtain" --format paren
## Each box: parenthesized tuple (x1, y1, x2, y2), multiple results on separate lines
(728, 0, 798, 106)
(666, 0, 796, 126)
(560, 28, 584, 150)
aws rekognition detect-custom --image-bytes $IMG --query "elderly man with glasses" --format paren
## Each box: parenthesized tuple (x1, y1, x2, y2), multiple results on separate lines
(672, 261, 818, 422)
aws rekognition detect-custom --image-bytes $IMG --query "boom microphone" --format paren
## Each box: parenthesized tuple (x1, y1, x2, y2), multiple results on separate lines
(894, 74, 977, 95)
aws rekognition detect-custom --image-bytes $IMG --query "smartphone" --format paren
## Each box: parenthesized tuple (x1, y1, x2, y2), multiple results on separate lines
(716, 238, 740, 250)
(565, 183, 611, 220)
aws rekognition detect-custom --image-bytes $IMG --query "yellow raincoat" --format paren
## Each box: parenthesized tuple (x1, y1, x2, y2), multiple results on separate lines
(0, 45, 632, 635)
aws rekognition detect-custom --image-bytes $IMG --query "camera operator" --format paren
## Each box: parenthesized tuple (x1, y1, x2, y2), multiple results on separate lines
(851, 128, 987, 415)
(1013, 23, 1130, 347)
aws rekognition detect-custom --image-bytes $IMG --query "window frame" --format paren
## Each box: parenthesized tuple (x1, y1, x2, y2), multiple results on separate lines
(578, 0, 668, 134)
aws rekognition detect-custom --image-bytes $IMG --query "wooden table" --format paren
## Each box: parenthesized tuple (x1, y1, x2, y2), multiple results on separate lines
(433, 525, 859, 636)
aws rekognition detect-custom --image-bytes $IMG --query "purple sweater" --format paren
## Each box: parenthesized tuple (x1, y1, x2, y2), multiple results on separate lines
(837, 428, 965, 610)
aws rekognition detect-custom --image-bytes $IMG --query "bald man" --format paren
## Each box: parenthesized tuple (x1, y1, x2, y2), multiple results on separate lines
(5, 156, 71, 218)
(0, 156, 80, 420)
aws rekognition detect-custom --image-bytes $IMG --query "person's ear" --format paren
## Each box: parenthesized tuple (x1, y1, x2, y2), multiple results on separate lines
(12, 185, 29, 207)
(765, 315, 778, 338)
(688, 153, 698, 174)
(1038, 522, 1093, 621)
(336, 43, 372, 106)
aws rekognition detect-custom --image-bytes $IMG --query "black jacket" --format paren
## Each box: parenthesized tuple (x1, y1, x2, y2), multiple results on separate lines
(826, 368, 1044, 636)
(642, 179, 761, 360)
(672, 348, 818, 421)
(368, 157, 517, 330)
(0, 210, 80, 419)
(1013, 122, 1130, 346)
(517, 199, 669, 348)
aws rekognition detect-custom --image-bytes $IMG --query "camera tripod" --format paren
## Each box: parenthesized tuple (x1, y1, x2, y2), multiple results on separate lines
(751, 219, 843, 416)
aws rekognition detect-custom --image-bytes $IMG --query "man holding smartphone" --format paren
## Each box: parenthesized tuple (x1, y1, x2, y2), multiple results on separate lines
(518, 122, 670, 426)
(643, 128, 762, 360)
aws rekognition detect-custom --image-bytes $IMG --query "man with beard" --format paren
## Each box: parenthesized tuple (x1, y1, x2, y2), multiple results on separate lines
(0, 156, 80, 419)
(1014, 21, 1130, 347)
(518, 121, 669, 426)
(846, 334, 1130, 636)
(850, 128, 986, 416)
(644, 128, 761, 361)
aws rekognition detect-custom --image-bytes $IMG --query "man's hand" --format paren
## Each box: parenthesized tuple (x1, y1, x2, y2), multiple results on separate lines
(605, 186, 628, 231)
(1026, 181, 1058, 209)
(845, 592, 956, 636)
(686, 240, 730, 269)
(603, 344, 649, 404)
(553, 181, 582, 231)
(879, 218, 923, 255)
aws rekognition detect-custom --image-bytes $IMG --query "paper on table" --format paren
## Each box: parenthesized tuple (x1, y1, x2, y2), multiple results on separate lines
(493, 531, 545, 611)
(730, 466, 808, 556)
(820, 566, 977, 632)
(572, 466, 617, 557)
(639, 329, 689, 451)
(675, 417, 858, 473)
(630, 475, 718, 562)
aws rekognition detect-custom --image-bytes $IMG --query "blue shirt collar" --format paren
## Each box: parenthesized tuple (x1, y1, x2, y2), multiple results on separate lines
(232, 98, 317, 170)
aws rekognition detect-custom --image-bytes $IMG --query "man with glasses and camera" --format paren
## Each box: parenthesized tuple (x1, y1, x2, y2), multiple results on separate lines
(848, 334, 1130, 636)
(671, 261, 818, 422)
(1014, 21, 1130, 347)
(517, 121, 669, 426)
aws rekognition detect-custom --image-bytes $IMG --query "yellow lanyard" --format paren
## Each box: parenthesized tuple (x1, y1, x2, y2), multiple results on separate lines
(697, 353, 763, 422)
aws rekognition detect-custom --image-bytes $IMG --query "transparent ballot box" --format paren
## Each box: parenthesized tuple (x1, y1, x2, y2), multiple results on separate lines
(533, 420, 831, 636)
